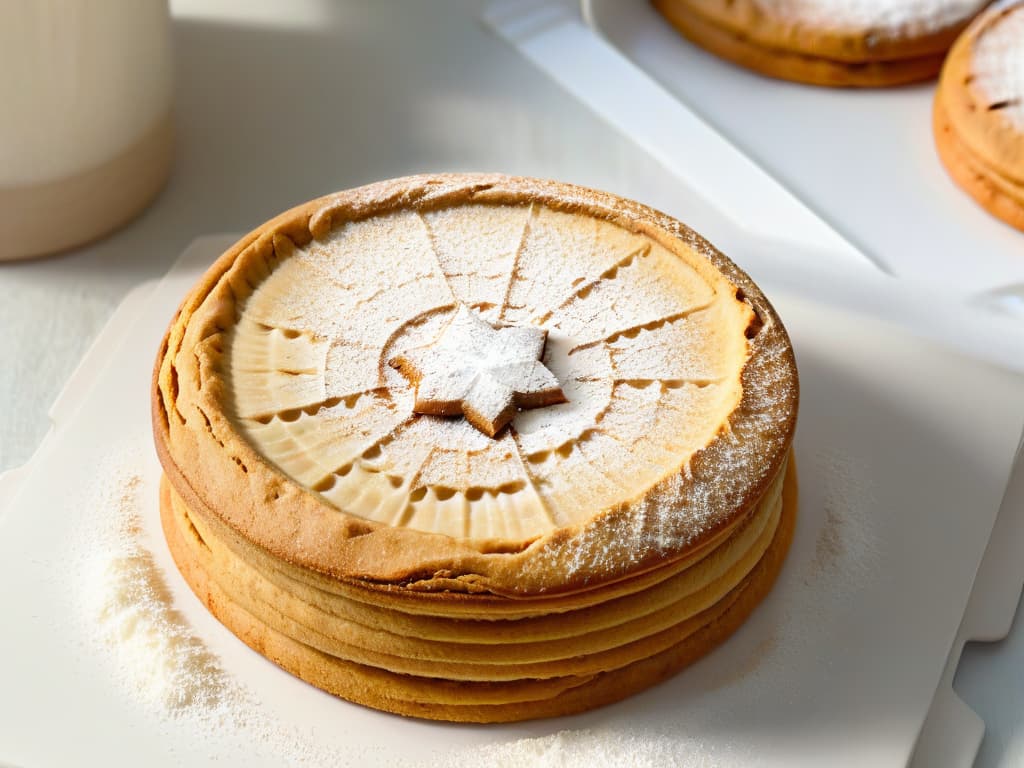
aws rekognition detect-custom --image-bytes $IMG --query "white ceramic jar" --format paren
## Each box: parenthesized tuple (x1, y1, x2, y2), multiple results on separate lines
(0, 0, 174, 260)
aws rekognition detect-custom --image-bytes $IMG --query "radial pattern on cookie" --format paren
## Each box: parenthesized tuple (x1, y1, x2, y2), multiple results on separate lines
(224, 204, 762, 539)
(389, 305, 567, 437)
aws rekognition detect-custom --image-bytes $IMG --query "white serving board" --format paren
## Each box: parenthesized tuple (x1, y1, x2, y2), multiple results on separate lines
(582, 0, 1024, 309)
(0, 236, 1022, 767)
(911, 431, 1024, 767)
(480, 7, 1024, 760)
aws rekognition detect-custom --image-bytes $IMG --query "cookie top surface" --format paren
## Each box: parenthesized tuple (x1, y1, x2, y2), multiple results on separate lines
(678, 0, 988, 60)
(970, 1, 1024, 130)
(754, 0, 982, 30)
(152, 174, 798, 597)
(940, 0, 1024, 180)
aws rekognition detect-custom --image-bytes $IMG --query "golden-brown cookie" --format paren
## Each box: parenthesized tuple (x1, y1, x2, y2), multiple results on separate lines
(160, 460, 797, 721)
(654, 0, 990, 87)
(934, 1, 1024, 231)
(152, 173, 799, 720)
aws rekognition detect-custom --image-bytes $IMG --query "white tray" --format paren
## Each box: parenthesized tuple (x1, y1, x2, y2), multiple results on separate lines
(0, 236, 1022, 767)
(481, 6, 1024, 761)
(581, 0, 1024, 311)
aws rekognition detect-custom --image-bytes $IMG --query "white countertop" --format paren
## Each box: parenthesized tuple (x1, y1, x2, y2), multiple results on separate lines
(1, 1, 1021, 765)
(0, 0, 711, 472)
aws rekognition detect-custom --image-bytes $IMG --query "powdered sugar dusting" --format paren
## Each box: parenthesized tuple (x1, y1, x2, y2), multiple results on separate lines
(161, 175, 797, 592)
(756, 0, 986, 36)
(711, 448, 878, 694)
(805, 449, 878, 588)
(226, 202, 758, 543)
(971, 1, 1024, 130)
(68, 451, 228, 714)
(61, 443, 346, 766)
(724, 449, 878, 710)
(517, 315, 796, 587)
(422, 728, 737, 768)
(389, 304, 565, 437)
(48, 440, 876, 766)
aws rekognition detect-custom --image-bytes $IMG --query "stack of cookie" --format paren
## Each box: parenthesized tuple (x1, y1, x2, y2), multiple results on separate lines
(153, 175, 799, 722)
(934, 0, 1024, 231)
(653, 0, 990, 87)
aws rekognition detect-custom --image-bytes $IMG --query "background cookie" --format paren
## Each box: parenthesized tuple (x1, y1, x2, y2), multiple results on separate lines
(654, 0, 991, 86)
(934, 0, 1024, 230)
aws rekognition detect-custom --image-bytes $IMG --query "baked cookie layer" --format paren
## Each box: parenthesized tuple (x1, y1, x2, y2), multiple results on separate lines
(934, 1, 1024, 230)
(160, 459, 797, 722)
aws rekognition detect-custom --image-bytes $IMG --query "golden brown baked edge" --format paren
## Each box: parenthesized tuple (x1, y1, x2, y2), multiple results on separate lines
(656, 0, 986, 64)
(152, 173, 799, 597)
(934, 95, 1024, 232)
(654, 0, 947, 87)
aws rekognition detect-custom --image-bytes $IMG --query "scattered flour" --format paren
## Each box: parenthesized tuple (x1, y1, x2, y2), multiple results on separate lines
(741, 448, 879, 701)
(63, 442, 342, 767)
(75, 469, 229, 714)
(423, 728, 729, 768)
(711, 448, 878, 696)
(806, 449, 878, 589)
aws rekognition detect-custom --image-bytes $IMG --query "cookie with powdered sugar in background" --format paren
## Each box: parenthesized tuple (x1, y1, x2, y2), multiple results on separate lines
(653, 0, 991, 86)
(934, 0, 1024, 231)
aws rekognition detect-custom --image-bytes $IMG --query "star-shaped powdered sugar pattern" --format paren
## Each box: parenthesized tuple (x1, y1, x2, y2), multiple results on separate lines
(389, 305, 567, 437)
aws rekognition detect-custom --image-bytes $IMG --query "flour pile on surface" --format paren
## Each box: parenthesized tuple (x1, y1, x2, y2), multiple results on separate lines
(428, 728, 730, 768)
(64, 443, 343, 766)
(74, 467, 229, 713)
